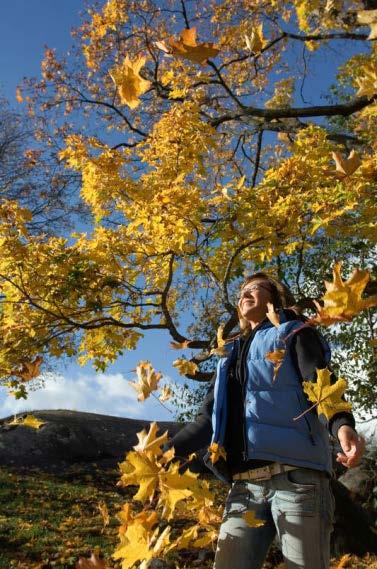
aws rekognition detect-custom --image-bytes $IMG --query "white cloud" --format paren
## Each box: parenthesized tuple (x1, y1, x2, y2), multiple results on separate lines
(0, 372, 174, 422)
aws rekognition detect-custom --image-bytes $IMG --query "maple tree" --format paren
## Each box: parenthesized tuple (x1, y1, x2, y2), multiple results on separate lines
(0, 0, 375, 419)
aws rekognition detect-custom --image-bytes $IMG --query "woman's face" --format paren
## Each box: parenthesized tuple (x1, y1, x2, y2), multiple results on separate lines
(238, 279, 274, 322)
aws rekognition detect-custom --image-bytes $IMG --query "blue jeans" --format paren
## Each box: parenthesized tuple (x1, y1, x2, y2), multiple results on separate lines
(214, 468, 335, 569)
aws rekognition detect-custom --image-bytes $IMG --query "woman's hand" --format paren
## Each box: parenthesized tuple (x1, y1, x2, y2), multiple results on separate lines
(336, 425, 366, 468)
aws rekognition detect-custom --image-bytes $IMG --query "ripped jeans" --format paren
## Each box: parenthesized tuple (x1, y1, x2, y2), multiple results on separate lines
(214, 468, 335, 569)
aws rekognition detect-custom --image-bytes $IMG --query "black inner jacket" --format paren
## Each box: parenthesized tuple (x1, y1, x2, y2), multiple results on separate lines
(169, 314, 355, 472)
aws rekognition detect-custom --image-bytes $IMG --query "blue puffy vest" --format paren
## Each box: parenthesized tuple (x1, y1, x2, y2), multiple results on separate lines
(205, 314, 333, 482)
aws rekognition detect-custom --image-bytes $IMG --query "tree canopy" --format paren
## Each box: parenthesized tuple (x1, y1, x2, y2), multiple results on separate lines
(0, 0, 376, 412)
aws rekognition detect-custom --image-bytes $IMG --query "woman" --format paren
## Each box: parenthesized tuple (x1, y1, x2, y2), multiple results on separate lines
(169, 272, 365, 569)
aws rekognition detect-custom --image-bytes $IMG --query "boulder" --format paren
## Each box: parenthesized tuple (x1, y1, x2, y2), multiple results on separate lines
(0, 409, 188, 472)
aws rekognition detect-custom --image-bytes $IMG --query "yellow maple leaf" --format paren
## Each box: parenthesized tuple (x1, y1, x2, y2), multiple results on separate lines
(159, 384, 172, 402)
(160, 27, 220, 65)
(7, 414, 46, 430)
(265, 348, 286, 381)
(109, 55, 151, 109)
(312, 262, 377, 326)
(326, 150, 361, 179)
(129, 361, 162, 401)
(76, 553, 111, 568)
(133, 422, 168, 456)
(302, 367, 352, 421)
(192, 528, 219, 548)
(113, 521, 170, 569)
(208, 442, 227, 464)
(210, 324, 228, 356)
(118, 451, 161, 502)
(243, 511, 266, 527)
(173, 358, 198, 376)
(357, 9, 377, 40)
(158, 462, 199, 519)
(12, 356, 43, 382)
(244, 24, 265, 53)
(118, 504, 158, 536)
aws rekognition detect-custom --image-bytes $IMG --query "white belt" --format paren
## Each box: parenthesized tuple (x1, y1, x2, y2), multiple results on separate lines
(233, 463, 299, 482)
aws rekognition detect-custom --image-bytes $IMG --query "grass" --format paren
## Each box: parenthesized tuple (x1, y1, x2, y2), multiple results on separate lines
(0, 464, 376, 569)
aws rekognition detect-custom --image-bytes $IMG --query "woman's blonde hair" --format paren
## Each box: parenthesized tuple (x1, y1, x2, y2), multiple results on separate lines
(238, 272, 298, 334)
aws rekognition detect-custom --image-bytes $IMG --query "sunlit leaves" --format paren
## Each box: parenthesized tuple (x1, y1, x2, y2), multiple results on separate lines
(110, 56, 151, 108)
(302, 367, 352, 421)
(116, 422, 218, 567)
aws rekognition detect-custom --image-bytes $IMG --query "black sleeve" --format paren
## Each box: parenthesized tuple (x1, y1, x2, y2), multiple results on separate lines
(291, 326, 356, 441)
(167, 377, 215, 458)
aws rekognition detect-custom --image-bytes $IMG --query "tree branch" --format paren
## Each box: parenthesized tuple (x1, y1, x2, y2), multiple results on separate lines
(210, 95, 376, 127)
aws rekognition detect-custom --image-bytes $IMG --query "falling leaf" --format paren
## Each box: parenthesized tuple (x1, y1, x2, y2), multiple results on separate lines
(173, 358, 198, 376)
(76, 552, 111, 568)
(12, 356, 43, 382)
(210, 324, 228, 356)
(266, 302, 280, 327)
(265, 348, 286, 381)
(357, 9, 377, 40)
(7, 414, 46, 430)
(133, 422, 168, 455)
(243, 511, 265, 527)
(311, 262, 377, 326)
(157, 28, 220, 65)
(170, 340, 191, 349)
(301, 367, 352, 421)
(113, 522, 170, 569)
(129, 361, 162, 401)
(159, 384, 172, 402)
(109, 56, 151, 109)
(326, 150, 361, 179)
(208, 442, 227, 464)
(244, 24, 265, 53)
